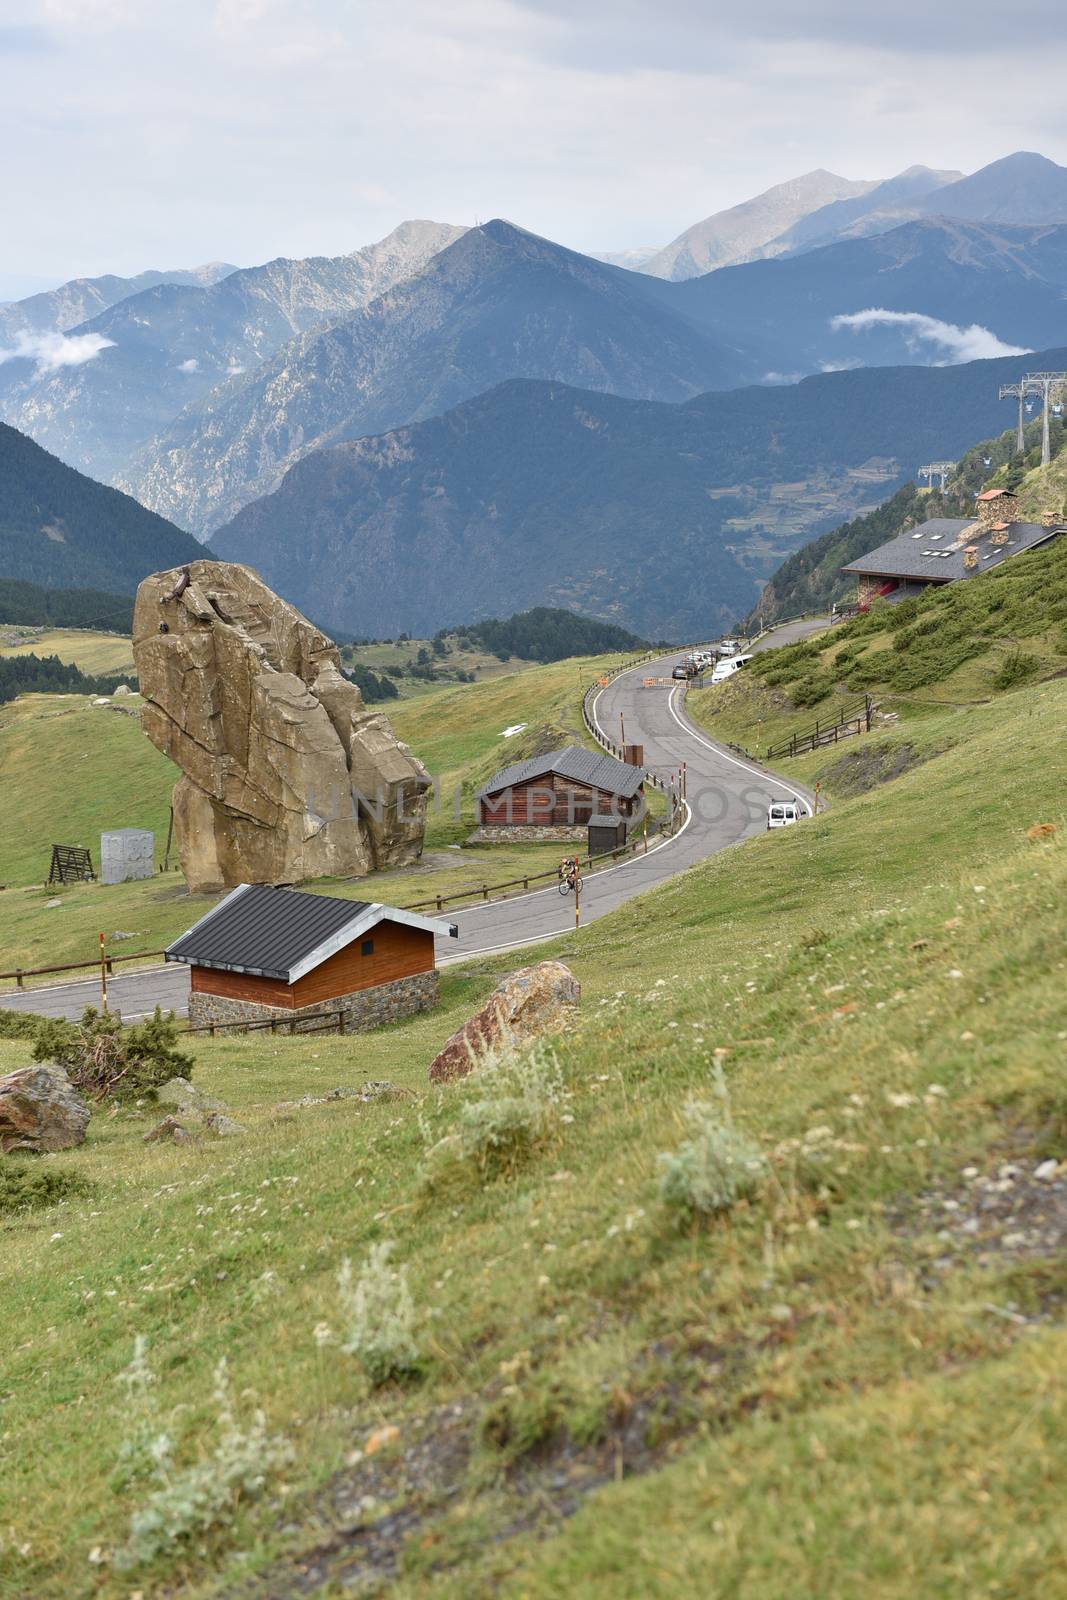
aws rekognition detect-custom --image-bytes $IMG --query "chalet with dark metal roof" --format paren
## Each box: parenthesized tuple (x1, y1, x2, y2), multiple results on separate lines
(166, 883, 455, 1033)
(476, 745, 644, 832)
(841, 503, 1064, 606)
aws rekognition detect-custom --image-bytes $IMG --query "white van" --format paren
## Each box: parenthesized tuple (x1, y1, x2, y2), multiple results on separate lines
(767, 800, 801, 829)
(709, 653, 752, 684)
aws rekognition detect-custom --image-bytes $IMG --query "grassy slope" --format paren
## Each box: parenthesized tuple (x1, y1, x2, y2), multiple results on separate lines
(690, 535, 1067, 774)
(0, 652, 634, 973)
(2, 666, 1065, 1597)
(0, 627, 136, 676)
(344, 635, 539, 697)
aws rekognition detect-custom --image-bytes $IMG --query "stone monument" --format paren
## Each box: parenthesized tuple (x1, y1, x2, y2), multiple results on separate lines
(100, 828, 155, 884)
(132, 561, 429, 893)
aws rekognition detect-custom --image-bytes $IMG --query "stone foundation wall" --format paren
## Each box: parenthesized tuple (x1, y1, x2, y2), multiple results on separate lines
(466, 824, 588, 844)
(188, 970, 439, 1034)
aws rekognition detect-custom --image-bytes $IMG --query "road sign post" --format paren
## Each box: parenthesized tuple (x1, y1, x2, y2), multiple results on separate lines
(99, 932, 108, 1012)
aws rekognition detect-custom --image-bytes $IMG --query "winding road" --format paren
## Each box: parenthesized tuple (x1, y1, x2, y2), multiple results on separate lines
(5, 621, 824, 1021)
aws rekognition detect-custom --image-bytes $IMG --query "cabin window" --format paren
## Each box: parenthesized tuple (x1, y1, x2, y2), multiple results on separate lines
(361, 938, 374, 956)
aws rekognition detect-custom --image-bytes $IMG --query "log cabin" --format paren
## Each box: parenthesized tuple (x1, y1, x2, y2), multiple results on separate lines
(476, 745, 644, 832)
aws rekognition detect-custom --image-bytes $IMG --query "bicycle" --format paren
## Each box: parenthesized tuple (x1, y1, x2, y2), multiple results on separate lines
(557, 869, 583, 896)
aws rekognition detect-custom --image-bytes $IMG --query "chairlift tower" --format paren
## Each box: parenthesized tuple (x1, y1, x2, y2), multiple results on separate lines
(999, 378, 1041, 455)
(917, 461, 955, 493)
(1022, 372, 1067, 467)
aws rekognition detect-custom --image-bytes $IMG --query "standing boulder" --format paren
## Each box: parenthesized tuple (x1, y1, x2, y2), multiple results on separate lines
(132, 560, 430, 891)
(0, 1064, 90, 1153)
(428, 961, 580, 1084)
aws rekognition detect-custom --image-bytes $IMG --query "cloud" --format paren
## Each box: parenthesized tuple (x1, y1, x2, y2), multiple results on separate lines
(177, 356, 199, 372)
(225, 360, 246, 375)
(830, 308, 1030, 363)
(0, 329, 115, 371)
(762, 370, 803, 384)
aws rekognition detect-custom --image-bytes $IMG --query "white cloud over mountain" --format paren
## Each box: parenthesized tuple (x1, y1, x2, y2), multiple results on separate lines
(0, 329, 115, 371)
(830, 309, 1030, 364)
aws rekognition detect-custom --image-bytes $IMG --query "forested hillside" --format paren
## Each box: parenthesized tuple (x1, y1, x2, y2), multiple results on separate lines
(457, 607, 649, 661)
(0, 579, 133, 632)
(0, 422, 204, 593)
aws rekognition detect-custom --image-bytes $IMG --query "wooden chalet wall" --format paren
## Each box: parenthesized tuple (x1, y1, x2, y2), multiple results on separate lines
(190, 919, 435, 1010)
(478, 773, 641, 826)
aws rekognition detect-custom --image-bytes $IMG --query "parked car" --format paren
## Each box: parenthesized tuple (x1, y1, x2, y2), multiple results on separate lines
(767, 800, 801, 829)
(714, 639, 740, 656)
(709, 653, 752, 684)
(671, 664, 690, 680)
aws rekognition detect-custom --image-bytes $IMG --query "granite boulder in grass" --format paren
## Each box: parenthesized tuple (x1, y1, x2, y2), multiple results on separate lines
(428, 961, 580, 1084)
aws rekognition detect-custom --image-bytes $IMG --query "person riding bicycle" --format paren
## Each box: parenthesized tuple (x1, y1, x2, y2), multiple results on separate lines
(558, 855, 579, 889)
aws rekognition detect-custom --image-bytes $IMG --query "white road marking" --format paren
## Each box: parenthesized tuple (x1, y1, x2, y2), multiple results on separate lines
(666, 687, 814, 817)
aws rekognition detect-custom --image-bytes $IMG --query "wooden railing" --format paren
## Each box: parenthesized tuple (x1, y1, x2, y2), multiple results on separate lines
(1, 947, 167, 990)
(180, 1006, 346, 1038)
(765, 696, 874, 760)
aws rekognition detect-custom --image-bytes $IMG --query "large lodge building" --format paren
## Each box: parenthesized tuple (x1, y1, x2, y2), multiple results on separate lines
(841, 489, 1064, 605)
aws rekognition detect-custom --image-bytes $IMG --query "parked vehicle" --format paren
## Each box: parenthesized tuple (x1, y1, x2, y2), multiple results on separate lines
(672, 664, 690, 680)
(767, 800, 801, 829)
(709, 653, 752, 684)
(714, 638, 740, 656)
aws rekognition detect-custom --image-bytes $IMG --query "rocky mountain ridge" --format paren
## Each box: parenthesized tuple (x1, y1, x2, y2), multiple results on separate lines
(0, 221, 467, 484)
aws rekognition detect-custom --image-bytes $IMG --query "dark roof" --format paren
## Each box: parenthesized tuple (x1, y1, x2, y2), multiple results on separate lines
(841, 519, 1063, 583)
(588, 812, 628, 828)
(477, 743, 644, 800)
(165, 883, 447, 981)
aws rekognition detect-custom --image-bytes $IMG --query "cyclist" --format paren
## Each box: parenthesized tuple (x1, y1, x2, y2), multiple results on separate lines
(558, 855, 580, 891)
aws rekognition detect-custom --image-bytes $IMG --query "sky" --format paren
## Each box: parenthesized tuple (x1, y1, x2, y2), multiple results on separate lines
(2, 0, 1067, 297)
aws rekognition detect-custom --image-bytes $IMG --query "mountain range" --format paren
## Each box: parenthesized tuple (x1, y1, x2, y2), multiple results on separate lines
(0, 221, 466, 483)
(0, 261, 236, 346)
(212, 346, 1067, 640)
(124, 214, 1067, 534)
(2, 154, 1066, 542)
(634, 151, 1067, 276)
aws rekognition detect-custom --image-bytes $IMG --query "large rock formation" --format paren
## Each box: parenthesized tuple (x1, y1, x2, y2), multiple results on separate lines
(428, 961, 580, 1083)
(0, 1064, 91, 1153)
(133, 560, 429, 892)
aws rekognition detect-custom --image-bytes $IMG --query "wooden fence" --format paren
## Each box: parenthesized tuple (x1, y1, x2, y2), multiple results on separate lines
(180, 1006, 347, 1038)
(765, 696, 873, 760)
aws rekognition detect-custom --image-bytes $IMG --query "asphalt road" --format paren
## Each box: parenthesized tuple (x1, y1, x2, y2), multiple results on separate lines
(5, 620, 825, 1021)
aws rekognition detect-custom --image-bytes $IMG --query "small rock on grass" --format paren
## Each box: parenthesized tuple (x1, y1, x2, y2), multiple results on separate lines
(143, 1115, 196, 1145)
(205, 1113, 245, 1138)
(158, 1077, 228, 1115)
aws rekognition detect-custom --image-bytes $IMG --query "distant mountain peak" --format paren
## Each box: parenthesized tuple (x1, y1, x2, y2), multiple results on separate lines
(640, 169, 879, 280)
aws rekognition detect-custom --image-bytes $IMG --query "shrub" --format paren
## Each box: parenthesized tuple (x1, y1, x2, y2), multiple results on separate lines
(658, 1091, 766, 1224)
(33, 1006, 192, 1104)
(0, 1008, 46, 1041)
(113, 1340, 291, 1570)
(337, 1241, 420, 1386)
(0, 1164, 94, 1217)
(992, 650, 1040, 690)
(421, 1045, 565, 1189)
